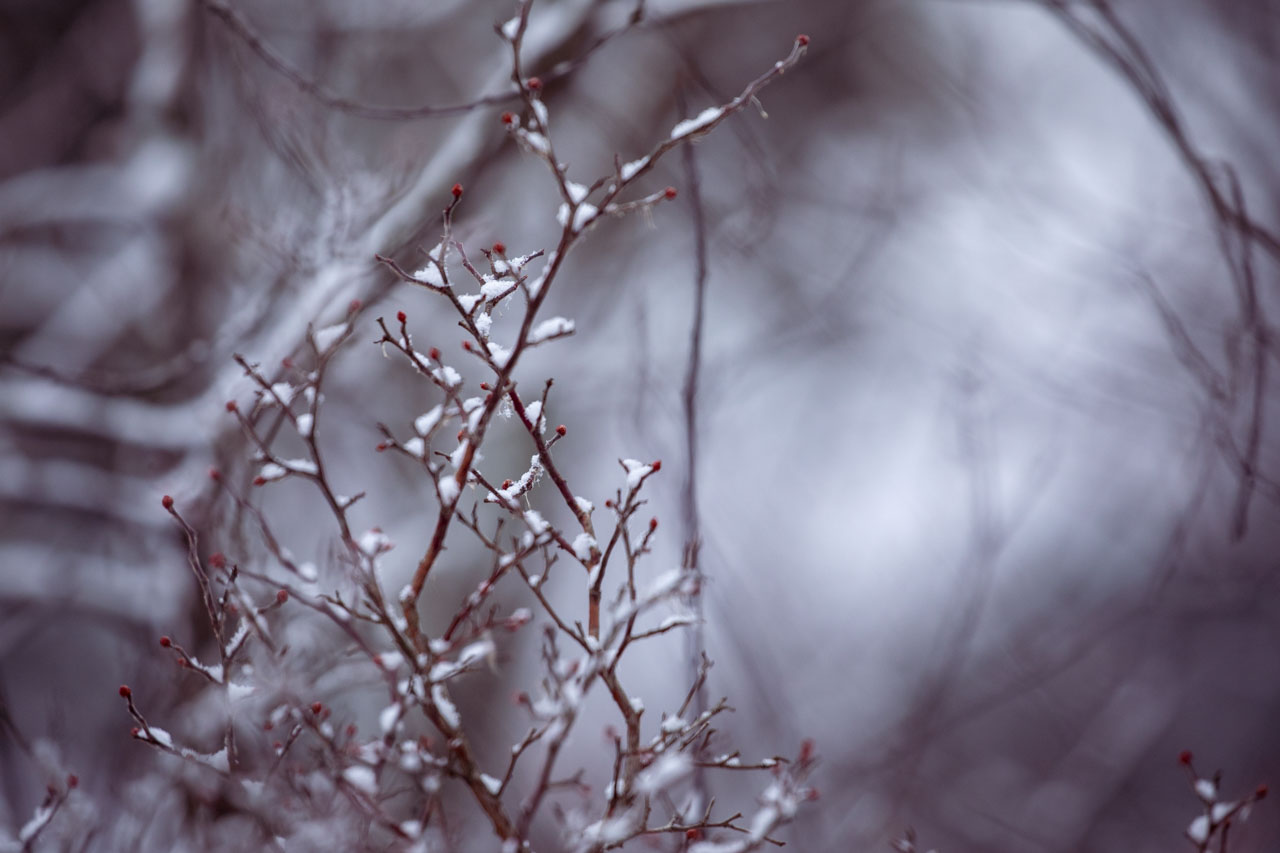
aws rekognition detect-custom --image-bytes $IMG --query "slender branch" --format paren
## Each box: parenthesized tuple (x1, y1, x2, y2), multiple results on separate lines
(677, 85, 712, 807)
(195, 0, 647, 122)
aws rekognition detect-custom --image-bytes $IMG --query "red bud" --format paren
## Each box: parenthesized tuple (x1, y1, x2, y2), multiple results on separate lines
(663, 187, 677, 200)
(161, 495, 174, 510)
(451, 183, 463, 198)
(797, 34, 810, 46)
(397, 310, 406, 323)
(119, 685, 132, 698)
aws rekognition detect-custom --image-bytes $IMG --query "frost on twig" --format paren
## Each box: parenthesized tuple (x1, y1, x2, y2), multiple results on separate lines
(121, 8, 813, 850)
(1177, 751, 1268, 853)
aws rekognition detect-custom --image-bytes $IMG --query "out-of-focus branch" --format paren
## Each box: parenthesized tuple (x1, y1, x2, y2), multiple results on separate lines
(1041, 0, 1279, 538)
(195, 0, 646, 121)
(677, 85, 711, 807)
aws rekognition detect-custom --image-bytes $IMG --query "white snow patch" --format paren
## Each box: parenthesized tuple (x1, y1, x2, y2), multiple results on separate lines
(449, 441, 470, 470)
(572, 533, 597, 562)
(480, 277, 511, 300)
(313, 322, 348, 352)
(1187, 814, 1210, 844)
(268, 381, 295, 406)
(379, 704, 402, 734)
(459, 636, 495, 668)
(532, 99, 549, 128)
(658, 614, 696, 631)
(415, 405, 443, 435)
(375, 651, 404, 671)
(18, 804, 54, 843)
(227, 681, 255, 702)
(520, 130, 549, 154)
(671, 106, 725, 139)
(487, 342, 511, 368)
(359, 528, 392, 555)
(557, 202, 598, 233)
(434, 365, 462, 387)
(645, 569, 684, 601)
(258, 462, 287, 482)
(438, 475, 460, 506)
(636, 752, 691, 794)
(529, 316, 574, 344)
(1212, 801, 1237, 822)
(524, 400, 543, 430)
(582, 812, 637, 844)
(621, 458, 653, 488)
(280, 457, 317, 476)
(433, 684, 460, 729)
(413, 263, 446, 288)
(528, 251, 555, 298)
(342, 765, 378, 795)
(620, 156, 649, 181)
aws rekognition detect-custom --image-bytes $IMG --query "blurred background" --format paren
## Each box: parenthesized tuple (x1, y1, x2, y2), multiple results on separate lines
(2, 0, 1279, 849)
